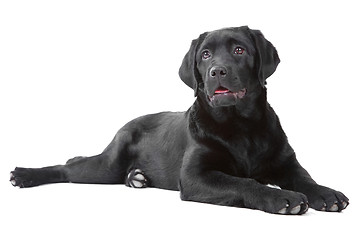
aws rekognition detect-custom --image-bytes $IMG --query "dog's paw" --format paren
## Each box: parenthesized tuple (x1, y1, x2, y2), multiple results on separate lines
(10, 167, 36, 188)
(259, 189, 309, 215)
(125, 169, 148, 188)
(305, 185, 349, 212)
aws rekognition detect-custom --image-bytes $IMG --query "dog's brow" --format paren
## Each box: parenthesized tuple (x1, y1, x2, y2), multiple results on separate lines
(227, 37, 253, 51)
(199, 41, 216, 52)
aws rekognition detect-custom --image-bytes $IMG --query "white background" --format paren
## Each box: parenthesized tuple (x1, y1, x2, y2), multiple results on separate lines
(1, 0, 359, 239)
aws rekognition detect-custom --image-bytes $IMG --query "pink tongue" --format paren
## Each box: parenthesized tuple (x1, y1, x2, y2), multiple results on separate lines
(215, 87, 230, 94)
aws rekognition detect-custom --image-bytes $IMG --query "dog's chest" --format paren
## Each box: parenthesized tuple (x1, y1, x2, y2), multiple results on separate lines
(227, 134, 273, 177)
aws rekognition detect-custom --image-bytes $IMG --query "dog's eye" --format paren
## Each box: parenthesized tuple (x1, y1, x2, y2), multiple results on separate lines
(201, 50, 211, 60)
(234, 47, 244, 55)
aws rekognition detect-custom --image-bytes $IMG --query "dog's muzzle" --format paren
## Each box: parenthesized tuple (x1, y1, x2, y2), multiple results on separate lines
(207, 86, 247, 107)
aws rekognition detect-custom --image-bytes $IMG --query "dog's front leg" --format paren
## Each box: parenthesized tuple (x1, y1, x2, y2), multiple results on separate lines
(179, 148, 308, 215)
(271, 154, 349, 212)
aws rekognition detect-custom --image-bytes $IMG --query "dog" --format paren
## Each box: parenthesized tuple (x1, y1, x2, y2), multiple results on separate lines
(10, 26, 349, 215)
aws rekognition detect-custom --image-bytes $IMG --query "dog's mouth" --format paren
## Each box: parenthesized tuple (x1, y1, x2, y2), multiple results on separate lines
(208, 87, 247, 102)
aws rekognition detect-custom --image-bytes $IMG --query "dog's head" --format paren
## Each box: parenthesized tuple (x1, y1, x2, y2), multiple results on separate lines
(179, 26, 280, 108)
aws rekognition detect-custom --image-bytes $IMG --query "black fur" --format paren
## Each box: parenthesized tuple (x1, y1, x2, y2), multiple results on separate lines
(10, 26, 349, 214)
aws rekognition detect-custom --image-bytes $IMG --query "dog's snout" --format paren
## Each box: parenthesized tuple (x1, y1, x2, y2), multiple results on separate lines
(210, 66, 227, 78)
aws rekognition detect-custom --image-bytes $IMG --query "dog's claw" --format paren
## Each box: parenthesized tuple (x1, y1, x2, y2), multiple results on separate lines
(303, 203, 309, 213)
(10, 179, 17, 186)
(321, 203, 327, 211)
(290, 205, 301, 214)
(277, 202, 308, 215)
(278, 207, 287, 214)
(10, 172, 17, 186)
(329, 203, 339, 212)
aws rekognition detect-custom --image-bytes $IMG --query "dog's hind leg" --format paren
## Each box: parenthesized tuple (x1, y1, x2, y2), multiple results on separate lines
(10, 129, 134, 188)
(10, 152, 128, 188)
(64, 153, 127, 184)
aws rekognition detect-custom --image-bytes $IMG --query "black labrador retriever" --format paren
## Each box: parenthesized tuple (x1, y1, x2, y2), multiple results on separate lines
(10, 26, 349, 215)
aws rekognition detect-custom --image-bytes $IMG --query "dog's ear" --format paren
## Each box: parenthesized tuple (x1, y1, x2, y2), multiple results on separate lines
(179, 33, 208, 97)
(248, 28, 280, 87)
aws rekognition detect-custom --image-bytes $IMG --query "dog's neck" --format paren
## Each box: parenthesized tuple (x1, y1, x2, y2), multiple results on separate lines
(188, 88, 269, 141)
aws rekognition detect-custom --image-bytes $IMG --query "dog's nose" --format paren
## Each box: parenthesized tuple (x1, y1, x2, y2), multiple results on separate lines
(210, 66, 227, 78)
